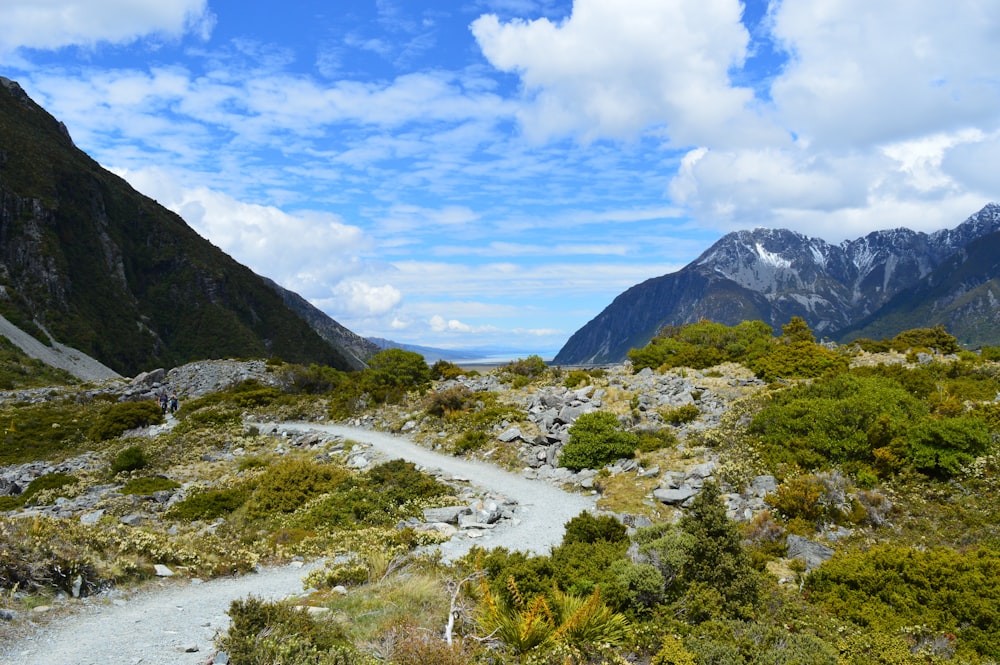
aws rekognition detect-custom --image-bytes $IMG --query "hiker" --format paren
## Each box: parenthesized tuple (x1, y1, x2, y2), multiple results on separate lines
(158, 391, 168, 414)
(168, 393, 178, 414)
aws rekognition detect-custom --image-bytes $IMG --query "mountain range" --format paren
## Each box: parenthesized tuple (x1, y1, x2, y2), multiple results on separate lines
(4, 74, 998, 376)
(554, 204, 1000, 364)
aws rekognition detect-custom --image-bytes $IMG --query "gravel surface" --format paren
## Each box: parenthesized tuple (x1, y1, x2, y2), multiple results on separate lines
(270, 422, 598, 561)
(1, 423, 597, 665)
(0, 314, 121, 383)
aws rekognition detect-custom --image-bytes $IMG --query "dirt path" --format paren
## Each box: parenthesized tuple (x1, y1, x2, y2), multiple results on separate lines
(1, 423, 596, 665)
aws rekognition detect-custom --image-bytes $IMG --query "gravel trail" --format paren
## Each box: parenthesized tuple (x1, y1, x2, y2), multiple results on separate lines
(2, 423, 596, 665)
(268, 422, 597, 561)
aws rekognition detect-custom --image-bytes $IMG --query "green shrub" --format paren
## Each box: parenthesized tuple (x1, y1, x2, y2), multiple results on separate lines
(0, 401, 98, 465)
(503, 355, 548, 378)
(168, 486, 249, 521)
(890, 325, 960, 354)
(291, 459, 448, 531)
(678, 482, 761, 619)
(110, 445, 149, 474)
(627, 319, 773, 372)
(766, 472, 866, 529)
(604, 559, 666, 613)
(805, 545, 1000, 661)
(219, 596, 358, 665)
(637, 428, 678, 452)
(686, 619, 839, 665)
(361, 349, 431, 403)
(748, 373, 927, 472)
(905, 416, 991, 478)
(452, 430, 490, 454)
(429, 359, 465, 380)
(18, 472, 79, 506)
(89, 401, 163, 441)
(563, 370, 591, 388)
(471, 546, 558, 607)
(281, 363, 349, 395)
(120, 476, 180, 495)
(980, 346, 1000, 362)
(559, 411, 639, 470)
(561, 511, 628, 545)
(242, 459, 350, 521)
(748, 341, 849, 382)
(424, 385, 473, 418)
(660, 404, 700, 425)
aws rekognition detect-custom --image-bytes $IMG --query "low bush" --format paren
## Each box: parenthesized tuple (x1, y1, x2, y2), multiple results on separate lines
(17, 472, 79, 506)
(636, 428, 677, 453)
(291, 460, 448, 531)
(168, 485, 249, 521)
(88, 400, 163, 441)
(242, 459, 350, 521)
(563, 370, 591, 388)
(660, 404, 700, 425)
(805, 544, 1000, 661)
(561, 512, 628, 545)
(559, 411, 639, 470)
(110, 445, 149, 474)
(219, 595, 360, 665)
(503, 355, 548, 378)
(452, 430, 490, 454)
(120, 476, 180, 495)
(429, 360, 465, 380)
(627, 320, 773, 372)
(424, 385, 474, 418)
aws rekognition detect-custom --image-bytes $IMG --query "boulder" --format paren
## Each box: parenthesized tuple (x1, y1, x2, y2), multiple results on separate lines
(786, 535, 835, 571)
(422, 506, 470, 524)
(653, 487, 698, 505)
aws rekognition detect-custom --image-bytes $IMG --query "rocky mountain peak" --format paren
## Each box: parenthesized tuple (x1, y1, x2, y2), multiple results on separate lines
(555, 203, 1000, 364)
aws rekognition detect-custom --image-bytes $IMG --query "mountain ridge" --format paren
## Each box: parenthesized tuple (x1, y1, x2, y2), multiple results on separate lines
(555, 204, 1000, 364)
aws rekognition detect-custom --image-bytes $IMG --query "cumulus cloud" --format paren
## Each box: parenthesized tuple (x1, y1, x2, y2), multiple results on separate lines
(332, 281, 403, 317)
(664, 0, 1000, 240)
(0, 0, 214, 53)
(769, 0, 1000, 148)
(429, 315, 497, 334)
(471, 0, 776, 146)
(113, 166, 372, 292)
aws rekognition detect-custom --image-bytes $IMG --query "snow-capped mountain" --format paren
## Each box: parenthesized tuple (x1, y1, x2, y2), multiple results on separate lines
(554, 204, 1000, 364)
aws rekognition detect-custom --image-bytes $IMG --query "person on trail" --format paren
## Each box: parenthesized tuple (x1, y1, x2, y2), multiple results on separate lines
(158, 391, 168, 415)
(169, 393, 178, 414)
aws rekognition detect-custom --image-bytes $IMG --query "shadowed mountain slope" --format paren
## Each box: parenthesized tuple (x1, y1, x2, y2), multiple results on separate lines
(0, 77, 359, 375)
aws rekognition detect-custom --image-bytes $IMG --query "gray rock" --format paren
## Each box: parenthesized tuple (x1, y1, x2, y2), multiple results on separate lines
(154, 564, 176, 577)
(422, 506, 470, 524)
(498, 426, 523, 442)
(750, 475, 778, 496)
(686, 461, 717, 479)
(653, 487, 698, 505)
(786, 535, 835, 571)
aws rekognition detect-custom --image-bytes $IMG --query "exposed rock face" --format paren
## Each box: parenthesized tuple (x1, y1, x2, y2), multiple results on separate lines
(555, 204, 1000, 364)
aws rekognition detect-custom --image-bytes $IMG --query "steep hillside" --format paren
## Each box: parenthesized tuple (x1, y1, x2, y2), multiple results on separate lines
(555, 204, 1000, 364)
(0, 77, 357, 376)
(841, 230, 1000, 347)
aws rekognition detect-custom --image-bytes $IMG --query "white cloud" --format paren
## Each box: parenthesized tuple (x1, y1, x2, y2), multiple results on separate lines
(113, 166, 372, 293)
(0, 0, 214, 53)
(333, 281, 403, 317)
(663, 1, 1000, 240)
(769, 0, 1000, 148)
(471, 0, 776, 146)
(429, 315, 497, 334)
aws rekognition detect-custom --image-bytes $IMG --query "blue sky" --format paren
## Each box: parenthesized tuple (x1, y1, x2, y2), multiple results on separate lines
(2, 1, 998, 358)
